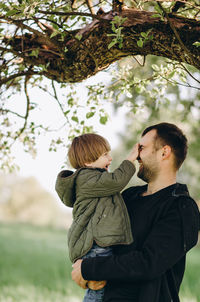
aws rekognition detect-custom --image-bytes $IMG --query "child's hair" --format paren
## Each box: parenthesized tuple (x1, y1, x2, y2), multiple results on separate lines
(68, 133, 111, 169)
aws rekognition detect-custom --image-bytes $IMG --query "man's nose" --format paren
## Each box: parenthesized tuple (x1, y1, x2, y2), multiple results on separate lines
(137, 145, 141, 161)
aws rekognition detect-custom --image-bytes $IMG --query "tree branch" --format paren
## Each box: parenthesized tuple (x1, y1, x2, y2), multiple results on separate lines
(85, 0, 96, 15)
(0, 71, 37, 87)
(38, 9, 102, 20)
(2, 9, 200, 83)
(157, 2, 200, 69)
(4, 17, 58, 49)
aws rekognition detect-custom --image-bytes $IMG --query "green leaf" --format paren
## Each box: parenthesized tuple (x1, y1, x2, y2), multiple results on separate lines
(141, 32, 147, 38)
(50, 31, 59, 38)
(86, 112, 95, 119)
(75, 34, 82, 41)
(68, 98, 74, 106)
(108, 40, 117, 49)
(6, 9, 18, 16)
(71, 116, 79, 123)
(168, 71, 175, 78)
(100, 116, 108, 124)
(146, 29, 153, 35)
(38, 64, 47, 71)
(193, 41, 200, 47)
(154, 3, 163, 14)
(111, 22, 116, 32)
(151, 14, 162, 19)
(30, 49, 39, 58)
(107, 34, 117, 37)
(152, 64, 160, 71)
(119, 41, 123, 49)
(137, 39, 143, 48)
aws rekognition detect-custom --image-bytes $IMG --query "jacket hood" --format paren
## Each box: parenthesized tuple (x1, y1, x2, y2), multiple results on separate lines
(55, 169, 81, 208)
(55, 166, 107, 208)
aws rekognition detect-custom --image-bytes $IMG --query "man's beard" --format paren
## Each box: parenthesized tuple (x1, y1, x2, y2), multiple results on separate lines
(137, 162, 158, 183)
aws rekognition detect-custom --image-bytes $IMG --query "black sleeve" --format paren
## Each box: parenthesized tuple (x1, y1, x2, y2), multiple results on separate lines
(81, 199, 199, 282)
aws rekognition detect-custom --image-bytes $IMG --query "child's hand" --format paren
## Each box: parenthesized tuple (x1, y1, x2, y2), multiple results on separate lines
(126, 143, 139, 164)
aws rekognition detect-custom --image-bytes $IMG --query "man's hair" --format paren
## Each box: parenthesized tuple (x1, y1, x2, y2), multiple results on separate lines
(68, 133, 111, 169)
(142, 122, 188, 169)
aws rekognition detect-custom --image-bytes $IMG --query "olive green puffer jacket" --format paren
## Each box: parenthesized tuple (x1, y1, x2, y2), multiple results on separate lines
(55, 160, 136, 263)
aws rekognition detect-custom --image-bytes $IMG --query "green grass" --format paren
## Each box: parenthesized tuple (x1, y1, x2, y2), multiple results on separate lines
(0, 222, 84, 302)
(180, 244, 200, 302)
(0, 223, 199, 302)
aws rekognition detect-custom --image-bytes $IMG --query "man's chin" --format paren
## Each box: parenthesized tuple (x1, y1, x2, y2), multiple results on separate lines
(137, 170, 148, 183)
(137, 168, 143, 179)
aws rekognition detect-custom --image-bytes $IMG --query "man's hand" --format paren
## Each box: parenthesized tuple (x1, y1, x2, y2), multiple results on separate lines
(72, 259, 88, 289)
(72, 259, 107, 290)
(88, 280, 107, 290)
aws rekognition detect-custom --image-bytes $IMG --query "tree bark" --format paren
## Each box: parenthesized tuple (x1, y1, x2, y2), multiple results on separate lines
(5, 9, 200, 83)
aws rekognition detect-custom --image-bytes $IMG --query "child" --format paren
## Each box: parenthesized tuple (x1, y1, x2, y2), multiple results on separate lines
(55, 133, 139, 302)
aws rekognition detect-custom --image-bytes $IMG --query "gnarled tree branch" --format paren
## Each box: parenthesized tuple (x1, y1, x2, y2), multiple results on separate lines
(1, 8, 200, 84)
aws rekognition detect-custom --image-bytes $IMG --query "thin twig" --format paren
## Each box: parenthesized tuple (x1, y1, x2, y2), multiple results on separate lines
(132, 55, 146, 66)
(37, 81, 71, 131)
(38, 9, 103, 20)
(180, 63, 200, 84)
(51, 80, 59, 101)
(159, 75, 200, 90)
(50, 80, 73, 126)
(16, 75, 31, 137)
(0, 109, 25, 119)
(51, 80, 69, 117)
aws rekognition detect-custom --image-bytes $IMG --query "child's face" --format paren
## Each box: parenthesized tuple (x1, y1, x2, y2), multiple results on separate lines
(85, 151, 112, 171)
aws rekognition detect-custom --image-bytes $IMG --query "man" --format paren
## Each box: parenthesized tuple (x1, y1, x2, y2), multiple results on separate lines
(72, 122, 200, 302)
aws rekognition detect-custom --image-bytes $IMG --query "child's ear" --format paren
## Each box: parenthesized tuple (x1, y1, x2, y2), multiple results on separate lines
(84, 163, 90, 167)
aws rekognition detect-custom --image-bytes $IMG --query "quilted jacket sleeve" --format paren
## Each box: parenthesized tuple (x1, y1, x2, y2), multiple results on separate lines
(76, 160, 136, 198)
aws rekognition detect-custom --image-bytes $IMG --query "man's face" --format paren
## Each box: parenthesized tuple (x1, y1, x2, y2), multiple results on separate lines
(137, 129, 162, 183)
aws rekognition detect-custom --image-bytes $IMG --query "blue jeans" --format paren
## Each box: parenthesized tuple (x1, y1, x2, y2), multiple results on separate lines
(82, 244, 112, 302)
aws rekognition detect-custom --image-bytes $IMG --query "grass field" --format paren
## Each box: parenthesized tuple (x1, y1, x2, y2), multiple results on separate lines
(0, 222, 199, 302)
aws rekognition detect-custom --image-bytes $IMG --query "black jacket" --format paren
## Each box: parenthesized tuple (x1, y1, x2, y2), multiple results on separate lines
(81, 183, 200, 302)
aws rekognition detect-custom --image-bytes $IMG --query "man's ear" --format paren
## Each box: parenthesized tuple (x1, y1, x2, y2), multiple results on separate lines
(161, 145, 172, 159)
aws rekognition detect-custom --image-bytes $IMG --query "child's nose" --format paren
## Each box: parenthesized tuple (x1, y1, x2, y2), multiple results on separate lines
(109, 155, 112, 161)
